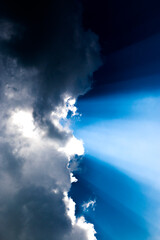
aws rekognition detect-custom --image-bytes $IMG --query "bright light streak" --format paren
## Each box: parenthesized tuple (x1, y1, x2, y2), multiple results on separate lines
(74, 92, 160, 238)
(75, 93, 160, 190)
(79, 119, 160, 187)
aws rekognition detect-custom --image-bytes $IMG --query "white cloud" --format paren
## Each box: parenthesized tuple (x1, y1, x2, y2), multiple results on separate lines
(61, 136, 84, 158)
(11, 109, 38, 138)
(82, 200, 96, 212)
(64, 193, 97, 240)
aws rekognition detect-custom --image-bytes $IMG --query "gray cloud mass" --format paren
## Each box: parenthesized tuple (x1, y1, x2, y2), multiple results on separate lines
(0, 0, 101, 239)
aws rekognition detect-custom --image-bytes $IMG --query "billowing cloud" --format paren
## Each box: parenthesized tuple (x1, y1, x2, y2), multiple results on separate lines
(0, 0, 101, 239)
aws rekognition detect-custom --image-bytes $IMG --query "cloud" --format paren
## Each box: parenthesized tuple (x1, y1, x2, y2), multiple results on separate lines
(82, 199, 96, 212)
(0, 186, 71, 240)
(0, 0, 101, 239)
(0, 0, 101, 124)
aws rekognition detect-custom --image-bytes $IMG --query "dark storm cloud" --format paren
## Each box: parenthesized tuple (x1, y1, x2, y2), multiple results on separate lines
(0, 1, 100, 239)
(0, 186, 71, 240)
(0, 0, 101, 127)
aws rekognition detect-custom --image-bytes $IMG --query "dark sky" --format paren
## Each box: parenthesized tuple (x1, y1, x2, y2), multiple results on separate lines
(82, 0, 160, 54)
(79, 0, 160, 96)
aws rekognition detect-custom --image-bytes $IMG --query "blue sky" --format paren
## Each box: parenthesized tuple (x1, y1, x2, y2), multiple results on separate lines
(68, 30, 160, 240)
(70, 88, 160, 240)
